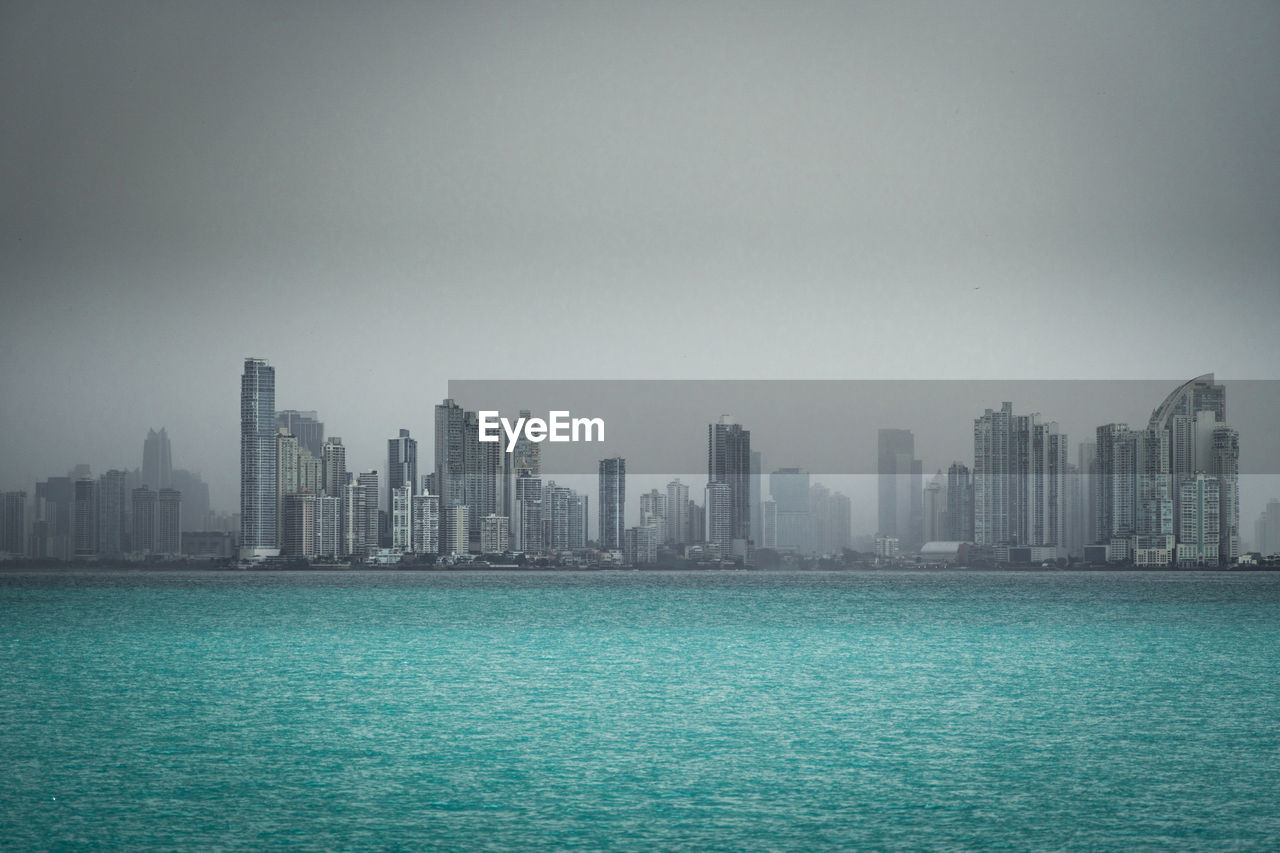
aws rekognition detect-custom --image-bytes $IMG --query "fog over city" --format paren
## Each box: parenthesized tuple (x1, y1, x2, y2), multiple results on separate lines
(3, 2, 1279, 534)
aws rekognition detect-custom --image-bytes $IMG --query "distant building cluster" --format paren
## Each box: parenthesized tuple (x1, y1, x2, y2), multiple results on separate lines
(898, 374, 1246, 566)
(0, 426, 233, 561)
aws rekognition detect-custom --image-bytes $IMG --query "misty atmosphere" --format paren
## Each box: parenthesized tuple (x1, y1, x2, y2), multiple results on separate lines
(4, 4, 1280, 850)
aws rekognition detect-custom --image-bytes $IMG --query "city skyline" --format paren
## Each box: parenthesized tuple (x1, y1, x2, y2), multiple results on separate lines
(3, 365, 1278, 560)
(4, 2, 1279, 529)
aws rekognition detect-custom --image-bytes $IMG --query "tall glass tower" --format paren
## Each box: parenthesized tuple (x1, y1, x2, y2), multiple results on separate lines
(598, 457, 625, 551)
(240, 358, 279, 560)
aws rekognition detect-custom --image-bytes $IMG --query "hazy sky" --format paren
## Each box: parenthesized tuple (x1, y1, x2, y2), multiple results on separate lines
(3, 1, 1278, 525)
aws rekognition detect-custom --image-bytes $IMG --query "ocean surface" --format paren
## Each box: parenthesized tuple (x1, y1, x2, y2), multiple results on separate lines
(2, 569, 1279, 851)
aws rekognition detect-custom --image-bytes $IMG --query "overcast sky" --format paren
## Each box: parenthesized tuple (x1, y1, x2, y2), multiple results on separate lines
(2, 1, 1278, 529)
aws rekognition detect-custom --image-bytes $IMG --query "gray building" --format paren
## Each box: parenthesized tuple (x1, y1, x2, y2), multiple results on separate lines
(598, 457, 625, 550)
(240, 358, 279, 560)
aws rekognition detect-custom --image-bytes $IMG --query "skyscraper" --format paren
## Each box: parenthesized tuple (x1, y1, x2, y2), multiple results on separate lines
(878, 428, 919, 546)
(945, 462, 974, 542)
(1212, 425, 1240, 562)
(132, 486, 157, 554)
(666, 479, 689, 545)
(411, 491, 440, 555)
(323, 438, 347, 498)
(704, 481, 734, 552)
(513, 475, 543, 554)
(388, 429, 418, 517)
(357, 470, 379, 554)
(598, 457, 625, 550)
(156, 488, 182, 554)
(1176, 474, 1220, 566)
(770, 468, 811, 553)
(435, 399, 467, 511)
(97, 470, 129, 556)
(391, 481, 413, 552)
(142, 427, 172, 489)
(275, 410, 325, 459)
(240, 357, 279, 560)
(73, 477, 97, 558)
(708, 416, 751, 543)
(1, 491, 27, 556)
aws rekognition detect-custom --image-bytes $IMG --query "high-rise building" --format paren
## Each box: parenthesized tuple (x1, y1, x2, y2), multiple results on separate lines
(275, 428, 300, 549)
(708, 416, 751, 543)
(481, 514, 509, 554)
(945, 462, 974, 542)
(639, 489, 667, 545)
(357, 471, 379, 555)
(974, 406, 1068, 556)
(704, 481, 734, 552)
(544, 482, 572, 552)
(391, 482, 413, 552)
(1176, 474, 1220, 566)
(923, 471, 946, 542)
(170, 469, 210, 532)
(435, 399, 467, 511)
(770, 468, 811, 553)
(1077, 442, 1097, 548)
(1094, 423, 1133, 545)
(513, 475, 543, 553)
(1, 491, 27, 556)
(342, 481, 366, 558)
(688, 499, 704, 544)
(411, 492, 440, 555)
(33, 477, 73, 560)
(444, 505, 469, 556)
(567, 491, 588, 551)
(275, 410, 324, 459)
(322, 438, 347, 498)
(1211, 425, 1240, 562)
(388, 430, 418, 516)
(464, 409, 503, 547)
(666, 479, 690, 545)
(97, 470, 129, 556)
(73, 477, 97, 558)
(282, 493, 316, 557)
(156, 488, 182, 554)
(810, 483, 851, 555)
(240, 358, 279, 560)
(132, 486, 157, 554)
(750, 450, 762, 544)
(972, 408, 1010, 547)
(142, 428, 173, 490)
(1254, 499, 1280, 557)
(598, 457, 625, 550)
(760, 499, 777, 549)
(877, 428, 919, 546)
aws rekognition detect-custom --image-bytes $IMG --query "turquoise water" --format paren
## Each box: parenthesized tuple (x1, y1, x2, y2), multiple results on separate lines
(2, 570, 1279, 850)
